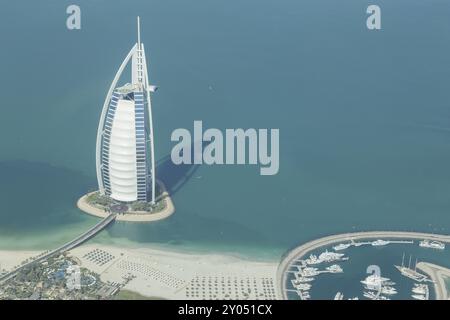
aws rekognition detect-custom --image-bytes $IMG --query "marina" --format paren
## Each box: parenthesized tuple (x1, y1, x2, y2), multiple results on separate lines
(286, 249, 347, 299)
(278, 231, 450, 300)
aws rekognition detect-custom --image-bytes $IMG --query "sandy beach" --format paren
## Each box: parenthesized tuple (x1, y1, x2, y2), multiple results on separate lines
(0, 245, 279, 300)
(0, 250, 44, 274)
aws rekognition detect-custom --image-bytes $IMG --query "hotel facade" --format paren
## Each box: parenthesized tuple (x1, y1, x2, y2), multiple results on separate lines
(96, 17, 156, 204)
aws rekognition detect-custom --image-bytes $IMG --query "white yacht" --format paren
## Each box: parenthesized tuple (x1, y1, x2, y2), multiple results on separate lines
(333, 243, 351, 251)
(372, 239, 390, 246)
(305, 254, 322, 265)
(293, 276, 314, 283)
(351, 239, 364, 247)
(381, 286, 397, 295)
(361, 274, 390, 290)
(412, 284, 428, 295)
(363, 291, 377, 300)
(363, 291, 390, 300)
(318, 250, 345, 262)
(326, 264, 343, 273)
(300, 267, 320, 277)
(294, 283, 312, 291)
(419, 240, 445, 250)
(412, 294, 426, 300)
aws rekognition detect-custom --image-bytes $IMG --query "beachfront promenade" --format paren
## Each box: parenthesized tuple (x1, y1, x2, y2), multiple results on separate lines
(0, 214, 117, 284)
(276, 231, 450, 300)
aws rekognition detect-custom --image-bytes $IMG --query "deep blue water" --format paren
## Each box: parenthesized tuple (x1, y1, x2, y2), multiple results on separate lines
(0, 0, 449, 269)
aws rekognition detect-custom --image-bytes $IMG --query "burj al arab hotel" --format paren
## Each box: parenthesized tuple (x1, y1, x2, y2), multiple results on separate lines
(96, 17, 157, 204)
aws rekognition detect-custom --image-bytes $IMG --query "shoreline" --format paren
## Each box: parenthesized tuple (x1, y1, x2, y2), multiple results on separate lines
(2, 231, 450, 300)
(0, 250, 44, 274)
(0, 243, 279, 300)
(84, 240, 282, 263)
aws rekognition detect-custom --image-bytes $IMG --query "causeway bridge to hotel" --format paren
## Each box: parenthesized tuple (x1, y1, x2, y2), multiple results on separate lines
(0, 214, 117, 283)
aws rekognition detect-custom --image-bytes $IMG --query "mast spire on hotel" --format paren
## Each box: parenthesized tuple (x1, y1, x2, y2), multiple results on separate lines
(96, 17, 156, 204)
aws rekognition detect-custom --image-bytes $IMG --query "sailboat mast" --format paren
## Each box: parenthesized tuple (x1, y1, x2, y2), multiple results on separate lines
(408, 255, 412, 269)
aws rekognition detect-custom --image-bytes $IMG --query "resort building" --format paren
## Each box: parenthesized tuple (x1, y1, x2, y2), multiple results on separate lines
(96, 17, 157, 204)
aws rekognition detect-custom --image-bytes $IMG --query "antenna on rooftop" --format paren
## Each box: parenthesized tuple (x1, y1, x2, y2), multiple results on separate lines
(137, 16, 141, 49)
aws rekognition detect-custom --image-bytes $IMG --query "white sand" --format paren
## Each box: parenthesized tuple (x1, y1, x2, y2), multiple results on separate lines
(68, 244, 279, 300)
(0, 250, 43, 273)
(0, 244, 279, 300)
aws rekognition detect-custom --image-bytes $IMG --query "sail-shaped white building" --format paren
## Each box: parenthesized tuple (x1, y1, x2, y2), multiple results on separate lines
(96, 17, 156, 204)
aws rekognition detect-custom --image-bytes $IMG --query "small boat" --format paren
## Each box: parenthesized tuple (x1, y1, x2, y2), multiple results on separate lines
(318, 250, 345, 262)
(419, 240, 445, 250)
(372, 239, 390, 246)
(412, 284, 427, 295)
(293, 283, 312, 291)
(351, 239, 364, 247)
(333, 243, 351, 251)
(361, 274, 391, 290)
(326, 264, 343, 273)
(293, 276, 315, 283)
(381, 286, 397, 295)
(305, 254, 322, 265)
(363, 291, 390, 300)
(300, 267, 320, 277)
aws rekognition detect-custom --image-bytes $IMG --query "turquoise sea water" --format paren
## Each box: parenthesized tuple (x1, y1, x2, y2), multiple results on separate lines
(0, 0, 450, 267)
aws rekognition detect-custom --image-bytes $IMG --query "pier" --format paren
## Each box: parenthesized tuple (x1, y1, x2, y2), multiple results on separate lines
(389, 240, 414, 244)
(416, 262, 450, 300)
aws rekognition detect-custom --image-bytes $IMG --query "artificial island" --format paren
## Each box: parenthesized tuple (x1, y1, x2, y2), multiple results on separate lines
(77, 17, 174, 222)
